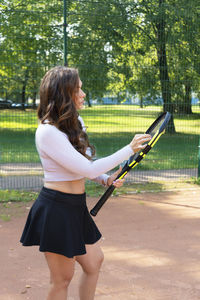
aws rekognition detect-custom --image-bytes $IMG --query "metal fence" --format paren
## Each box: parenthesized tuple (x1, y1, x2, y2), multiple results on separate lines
(0, 0, 199, 190)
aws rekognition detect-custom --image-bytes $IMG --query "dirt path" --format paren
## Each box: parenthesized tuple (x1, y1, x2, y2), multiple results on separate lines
(1, 188, 200, 300)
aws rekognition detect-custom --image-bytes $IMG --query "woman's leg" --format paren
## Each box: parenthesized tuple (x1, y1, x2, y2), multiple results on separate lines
(44, 252, 75, 300)
(75, 242, 104, 300)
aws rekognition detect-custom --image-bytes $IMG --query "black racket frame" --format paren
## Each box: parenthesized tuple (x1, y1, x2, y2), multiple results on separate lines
(90, 112, 171, 217)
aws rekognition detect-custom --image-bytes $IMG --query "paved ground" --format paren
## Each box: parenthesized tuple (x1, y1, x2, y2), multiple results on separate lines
(1, 187, 200, 299)
(0, 163, 197, 190)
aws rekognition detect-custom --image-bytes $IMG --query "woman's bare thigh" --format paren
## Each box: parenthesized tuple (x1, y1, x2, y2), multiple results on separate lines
(75, 242, 104, 274)
(44, 252, 75, 283)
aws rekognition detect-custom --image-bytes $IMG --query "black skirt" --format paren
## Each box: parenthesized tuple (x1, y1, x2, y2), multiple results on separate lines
(20, 187, 102, 258)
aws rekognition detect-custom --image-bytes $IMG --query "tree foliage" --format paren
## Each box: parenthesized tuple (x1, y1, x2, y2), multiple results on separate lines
(0, 0, 63, 104)
(0, 0, 199, 131)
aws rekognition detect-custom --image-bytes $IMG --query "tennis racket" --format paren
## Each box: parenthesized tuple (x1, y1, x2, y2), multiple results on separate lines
(90, 111, 171, 217)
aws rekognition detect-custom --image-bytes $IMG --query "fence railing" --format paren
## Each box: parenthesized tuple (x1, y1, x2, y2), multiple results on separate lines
(0, 0, 199, 190)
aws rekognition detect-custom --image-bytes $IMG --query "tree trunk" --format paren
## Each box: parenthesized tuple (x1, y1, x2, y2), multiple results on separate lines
(175, 83, 192, 114)
(32, 90, 37, 109)
(140, 96, 143, 108)
(21, 68, 29, 110)
(86, 92, 92, 107)
(156, 0, 175, 133)
(184, 82, 192, 114)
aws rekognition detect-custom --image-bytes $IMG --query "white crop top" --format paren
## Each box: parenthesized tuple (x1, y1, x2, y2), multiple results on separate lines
(35, 116, 133, 184)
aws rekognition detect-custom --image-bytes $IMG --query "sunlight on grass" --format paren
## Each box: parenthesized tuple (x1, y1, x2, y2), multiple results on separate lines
(0, 121, 38, 129)
(174, 118, 200, 135)
(1, 106, 199, 135)
(0, 106, 199, 167)
(81, 105, 159, 133)
(80, 105, 200, 135)
(0, 110, 38, 130)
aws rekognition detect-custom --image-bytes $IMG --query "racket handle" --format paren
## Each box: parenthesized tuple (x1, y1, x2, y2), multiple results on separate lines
(90, 185, 116, 216)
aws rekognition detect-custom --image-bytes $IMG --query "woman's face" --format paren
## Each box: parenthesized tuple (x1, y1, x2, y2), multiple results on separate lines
(73, 79, 86, 110)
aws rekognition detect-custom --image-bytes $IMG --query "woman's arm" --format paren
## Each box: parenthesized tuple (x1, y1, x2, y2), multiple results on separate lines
(36, 124, 133, 180)
(90, 174, 110, 186)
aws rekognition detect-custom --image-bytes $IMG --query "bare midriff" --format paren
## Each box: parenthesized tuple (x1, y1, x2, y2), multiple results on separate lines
(44, 178, 85, 194)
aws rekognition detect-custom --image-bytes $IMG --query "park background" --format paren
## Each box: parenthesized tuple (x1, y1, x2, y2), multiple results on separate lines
(1, 2, 200, 299)
(0, 0, 200, 192)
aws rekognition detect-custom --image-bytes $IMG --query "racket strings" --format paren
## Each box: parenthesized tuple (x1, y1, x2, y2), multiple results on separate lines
(147, 116, 166, 137)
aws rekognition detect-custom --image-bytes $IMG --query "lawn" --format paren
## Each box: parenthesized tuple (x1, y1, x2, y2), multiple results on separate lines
(0, 105, 199, 170)
(0, 178, 200, 205)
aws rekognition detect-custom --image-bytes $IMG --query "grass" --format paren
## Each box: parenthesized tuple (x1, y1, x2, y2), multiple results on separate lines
(0, 190, 38, 203)
(0, 179, 199, 221)
(0, 178, 199, 204)
(0, 106, 200, 170)
(0, 214, 11, 221)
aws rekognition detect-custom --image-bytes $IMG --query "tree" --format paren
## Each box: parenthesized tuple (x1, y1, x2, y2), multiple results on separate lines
(1, 0, 198, 123)
(167, 0, 200, 114)
(0, 0, 63, 106)
(66, 1, 112, 105)
(82, 0, 199, 131)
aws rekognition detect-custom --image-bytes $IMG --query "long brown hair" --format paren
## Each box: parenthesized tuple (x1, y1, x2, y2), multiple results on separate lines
(38, 66, 95, 159)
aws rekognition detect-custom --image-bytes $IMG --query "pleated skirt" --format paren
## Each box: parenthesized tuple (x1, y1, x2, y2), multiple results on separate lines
(20, 186, 102, 258)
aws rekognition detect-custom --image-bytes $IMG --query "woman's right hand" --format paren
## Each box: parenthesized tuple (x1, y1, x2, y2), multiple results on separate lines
(130, 134, 152, 153)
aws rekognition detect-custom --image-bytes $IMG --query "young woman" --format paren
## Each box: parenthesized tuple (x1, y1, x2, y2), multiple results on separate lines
(20, 66, 151, 300)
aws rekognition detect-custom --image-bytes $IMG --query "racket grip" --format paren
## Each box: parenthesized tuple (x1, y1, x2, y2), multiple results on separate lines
(90, 185, 116, 216)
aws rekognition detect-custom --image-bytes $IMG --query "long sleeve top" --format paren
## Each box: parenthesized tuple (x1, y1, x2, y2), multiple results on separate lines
(35, 116, 133, 184)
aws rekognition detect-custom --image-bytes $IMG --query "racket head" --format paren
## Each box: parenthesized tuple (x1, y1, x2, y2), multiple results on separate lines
(125, 112, 171, 167)
(146, 112, 171, 136)
(90, 111, 171, 216)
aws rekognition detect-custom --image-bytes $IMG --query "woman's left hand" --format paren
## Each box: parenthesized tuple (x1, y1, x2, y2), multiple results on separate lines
(107, 166, 126, 188)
